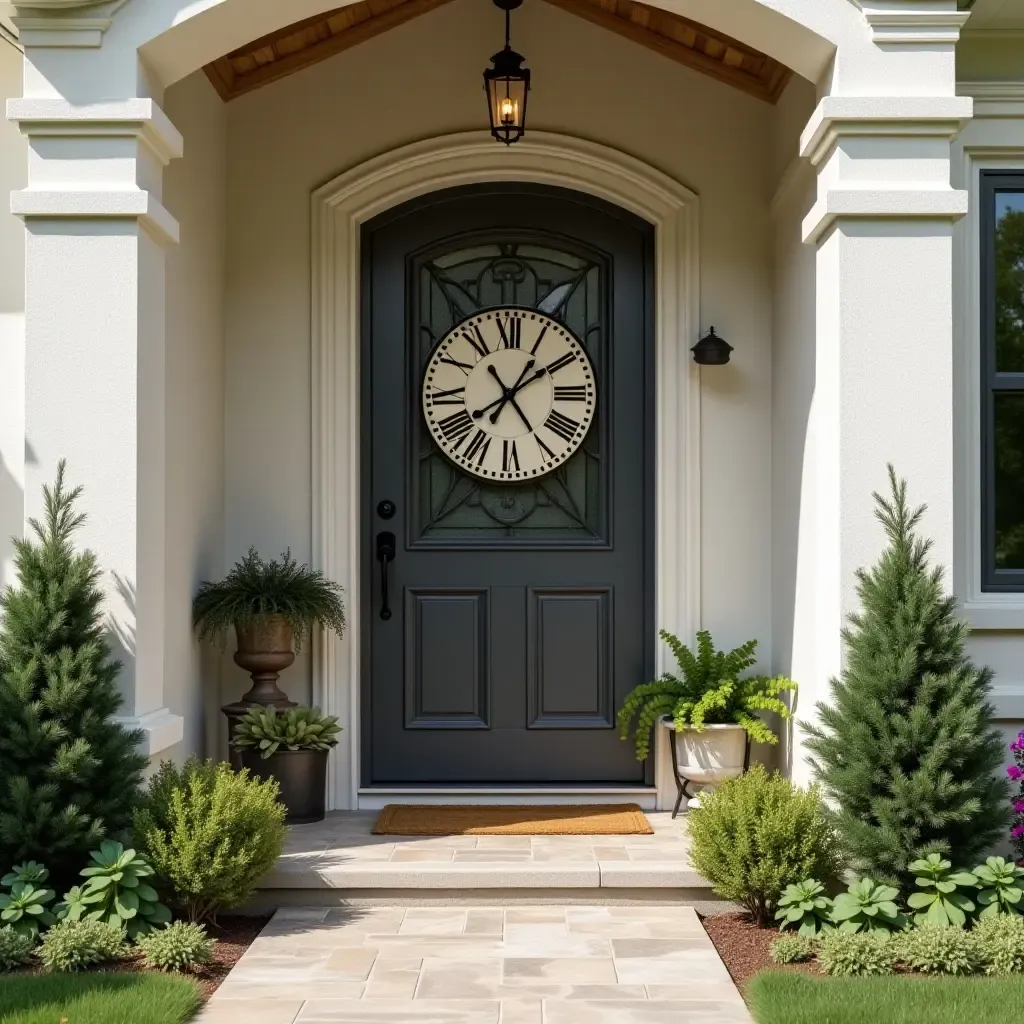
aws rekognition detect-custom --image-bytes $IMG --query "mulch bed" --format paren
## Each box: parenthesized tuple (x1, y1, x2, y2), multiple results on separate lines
(700, 912, 819, 991)
(173, 915, 269, 998)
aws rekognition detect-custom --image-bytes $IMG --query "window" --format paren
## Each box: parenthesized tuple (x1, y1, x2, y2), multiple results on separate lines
(982, 172, 1024, 591)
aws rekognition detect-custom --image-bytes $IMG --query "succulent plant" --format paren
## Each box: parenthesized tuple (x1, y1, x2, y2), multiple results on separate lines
(77, 841, 171, 938)
(775, 878, 834, 936)
(907, 854, 977, 928)
(0, 880, 56, 940)
(830, 877, 906, 933)
(1, 861, 50, 888)
(232, 705, 342, 759)
(973, 856, 1024, 919)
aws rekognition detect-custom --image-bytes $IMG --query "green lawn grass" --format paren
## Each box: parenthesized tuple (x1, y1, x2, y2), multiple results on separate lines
(748, 972, 1024, 1024)
(0, 973, 202, 1024)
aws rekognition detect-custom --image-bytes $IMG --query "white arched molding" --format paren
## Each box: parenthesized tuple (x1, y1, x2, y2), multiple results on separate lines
(311, 130, 700, 809)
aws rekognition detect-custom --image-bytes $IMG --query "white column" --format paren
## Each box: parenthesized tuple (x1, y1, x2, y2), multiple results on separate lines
(8, 96, 185, 755)
(791, 95, 972, 786)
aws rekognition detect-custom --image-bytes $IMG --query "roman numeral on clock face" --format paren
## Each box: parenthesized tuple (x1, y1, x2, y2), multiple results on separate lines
(546, 352, 576, 375)
(502, 439, 520, 473)
(465, 430, 491, 466)
(461, 326, 490, 359)
(429, 386, 466, 406)
(544, 409, 581, 443)
(553, 385, 587, 402)
(497, 316, 521, 349)
(438, 409, 474, 447)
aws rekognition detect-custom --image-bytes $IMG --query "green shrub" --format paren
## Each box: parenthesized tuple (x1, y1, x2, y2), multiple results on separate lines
(0, 464, 146, 890)
(74, 841, 171, 938)
(972, 913, 1024, 974)
(804, 468, 1008, 889)
(775, 879, 834, 936)
(830, 877, 906, 933)
(817, 931, 896, 976)
(133, 757, 286, 923)
(136, 922, 215, 973)
(37, 919, 126, 972)
(0, 925, 35, 971)
(617, 629, 795, 760)
(895, 924, 980, 975)
(906, 854, 977, 928)
(769, 933, 817, 964)
(688, 764, 842, 927)
(0, 880, 56, 940)
(972, 856, 1024, 918)
(232, 704, 341, 758)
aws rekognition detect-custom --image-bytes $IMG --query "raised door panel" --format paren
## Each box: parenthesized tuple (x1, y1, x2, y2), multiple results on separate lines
(527, 587, 613, 729)
(404, 588, 489, 728)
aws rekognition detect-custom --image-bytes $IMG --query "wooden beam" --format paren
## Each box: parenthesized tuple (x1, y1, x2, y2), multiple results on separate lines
(540, 0, 790, 104)
(208, 0, 457, 101)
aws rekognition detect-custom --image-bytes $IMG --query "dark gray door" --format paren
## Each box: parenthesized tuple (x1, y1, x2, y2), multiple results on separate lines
(362, 184, 653, 784)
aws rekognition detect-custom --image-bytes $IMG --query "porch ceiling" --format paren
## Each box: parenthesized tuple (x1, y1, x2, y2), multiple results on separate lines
(203, 0, 792, 104)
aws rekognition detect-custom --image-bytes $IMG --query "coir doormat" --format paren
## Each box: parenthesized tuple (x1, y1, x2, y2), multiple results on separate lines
(372, 803, 653, 836)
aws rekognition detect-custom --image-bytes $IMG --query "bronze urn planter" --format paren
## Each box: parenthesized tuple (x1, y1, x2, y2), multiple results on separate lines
(231, 615, 298, 709)
(192, 547, 346, 768)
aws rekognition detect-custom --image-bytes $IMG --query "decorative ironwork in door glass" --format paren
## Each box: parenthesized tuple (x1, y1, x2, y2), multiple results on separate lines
(414, 240, 607, 542)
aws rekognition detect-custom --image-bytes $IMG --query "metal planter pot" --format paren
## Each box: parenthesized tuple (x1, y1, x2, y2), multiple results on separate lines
(238, 747, 329, 825)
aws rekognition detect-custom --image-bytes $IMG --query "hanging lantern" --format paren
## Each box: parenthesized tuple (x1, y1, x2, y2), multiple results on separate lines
(691, 327, 733, 366)
(484, 0, 530, 145)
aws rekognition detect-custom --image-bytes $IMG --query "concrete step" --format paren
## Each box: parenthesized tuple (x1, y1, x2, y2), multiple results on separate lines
(250, 811, 720, 912)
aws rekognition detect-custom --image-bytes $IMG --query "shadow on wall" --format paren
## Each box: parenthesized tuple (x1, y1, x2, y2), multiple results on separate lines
(0, 447, 24, 591)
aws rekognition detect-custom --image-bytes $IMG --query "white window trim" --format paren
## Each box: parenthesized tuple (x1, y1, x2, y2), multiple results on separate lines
(954, 84, 1024, 630)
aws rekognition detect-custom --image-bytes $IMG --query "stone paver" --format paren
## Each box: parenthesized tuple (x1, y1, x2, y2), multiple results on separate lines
(263, 811, 708, 890)
(196, 905, 751, 1023)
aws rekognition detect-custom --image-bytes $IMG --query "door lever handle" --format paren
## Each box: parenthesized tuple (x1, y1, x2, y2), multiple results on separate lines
(376, 531, 396, 620)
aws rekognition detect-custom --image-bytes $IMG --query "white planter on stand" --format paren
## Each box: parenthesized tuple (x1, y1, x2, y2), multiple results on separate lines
(661, 718, 748, 816)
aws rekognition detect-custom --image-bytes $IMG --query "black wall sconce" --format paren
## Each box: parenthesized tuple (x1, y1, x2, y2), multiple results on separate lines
(692, 327, 733, 366)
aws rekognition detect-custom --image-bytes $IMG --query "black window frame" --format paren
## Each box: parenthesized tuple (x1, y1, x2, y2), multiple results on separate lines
(981, 170, 1024, 591)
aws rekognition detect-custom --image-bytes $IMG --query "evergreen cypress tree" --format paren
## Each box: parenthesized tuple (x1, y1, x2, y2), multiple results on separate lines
(806, 466, 1008, 888)
(0, 463, 145, 889)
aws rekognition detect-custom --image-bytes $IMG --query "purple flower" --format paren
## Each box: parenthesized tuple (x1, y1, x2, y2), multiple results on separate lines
(1015, 799, 1024, 814)
(1009, 765, 1024, 781)
(1013, 824, 1024, 839)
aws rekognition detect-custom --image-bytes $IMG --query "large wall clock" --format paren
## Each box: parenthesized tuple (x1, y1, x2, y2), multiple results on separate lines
(422, 308, 596, 482)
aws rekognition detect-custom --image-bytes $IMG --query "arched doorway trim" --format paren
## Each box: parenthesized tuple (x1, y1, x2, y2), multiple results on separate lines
(311, 129, 700, 809)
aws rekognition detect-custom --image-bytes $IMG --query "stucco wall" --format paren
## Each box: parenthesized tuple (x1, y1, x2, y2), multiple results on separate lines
(769, 77, 817, 773)
(221, 0, 777, 724)
(0, 36, 25, 591)
(162, 71, 227, 761)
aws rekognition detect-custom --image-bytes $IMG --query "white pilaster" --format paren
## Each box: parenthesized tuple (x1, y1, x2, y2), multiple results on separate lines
(7, 95, 185, 755)
(791, 94, 971, 785)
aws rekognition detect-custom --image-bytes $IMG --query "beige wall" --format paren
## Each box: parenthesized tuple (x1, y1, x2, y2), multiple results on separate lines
(0, 35, 25, 590)
(162, 71, 228, 760)
(221, 0, 777, 717)
(769, 77, 817, 773)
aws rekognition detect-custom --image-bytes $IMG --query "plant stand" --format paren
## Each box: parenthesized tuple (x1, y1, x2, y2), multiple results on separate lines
(667, 726, 751, 819)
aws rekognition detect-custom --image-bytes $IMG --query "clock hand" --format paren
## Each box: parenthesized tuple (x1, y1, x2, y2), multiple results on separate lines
(505, 392, 534, 433)
(478, 361, 536, 423)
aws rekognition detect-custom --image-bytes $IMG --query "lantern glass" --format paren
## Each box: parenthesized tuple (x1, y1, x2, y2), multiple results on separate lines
(484, 49, 530, 144)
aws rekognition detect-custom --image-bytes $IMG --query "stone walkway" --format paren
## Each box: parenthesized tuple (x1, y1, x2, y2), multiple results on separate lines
(196, 904, 752, 1023)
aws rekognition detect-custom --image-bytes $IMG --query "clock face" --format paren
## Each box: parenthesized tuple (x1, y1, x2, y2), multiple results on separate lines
(422, 308, 596, 482)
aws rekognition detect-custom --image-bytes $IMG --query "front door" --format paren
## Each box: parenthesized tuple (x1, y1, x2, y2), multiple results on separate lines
(362, 183, 653, 784)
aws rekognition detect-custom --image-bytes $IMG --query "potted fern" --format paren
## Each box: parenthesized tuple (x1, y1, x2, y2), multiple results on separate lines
(617, 629, 796, 814)
(233, 705, 341, 823)
(193, 548, 345, 707)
